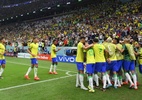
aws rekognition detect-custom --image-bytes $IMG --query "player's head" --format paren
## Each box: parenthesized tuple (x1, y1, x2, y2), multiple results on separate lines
(80, 36, 85, 44)
(0, 37, 6, 43)
(113, 38, 119, 44)
(33, 37, 39, 43)
(93, 38, 99, 43)
(107, 37, 112, 43)
(53, 39, 57, 45)
(88, 39, 93, 45)
(124, 38, 130, 43)
(104, 37, 108, 42)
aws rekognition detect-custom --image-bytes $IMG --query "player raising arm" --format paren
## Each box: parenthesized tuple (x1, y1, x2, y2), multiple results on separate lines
(24, 37, 40, 81)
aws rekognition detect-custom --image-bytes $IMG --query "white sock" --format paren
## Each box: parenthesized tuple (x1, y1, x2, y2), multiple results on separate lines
(49, 64, 53, 72)
(54, 65, 57, 72)
(79, 74, 85, 87)
(93, 74, 99, 86)
(117, 79, 121, 86)
(0, 68, 4, 76)
(102, 75, 107, 89)
(132, 74, 137, 88)
(125, 73, 133, 85)
(114, 75, 118, 86)
(26, 67, 32, 76)
(34, 67, 38, 77)
(106, 73, 111, 85)
(88, 76, 93, 89)
(76, 73, 80, 86)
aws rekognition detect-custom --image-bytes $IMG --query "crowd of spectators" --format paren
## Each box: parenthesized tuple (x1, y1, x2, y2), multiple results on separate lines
(0, 0, 142, 53)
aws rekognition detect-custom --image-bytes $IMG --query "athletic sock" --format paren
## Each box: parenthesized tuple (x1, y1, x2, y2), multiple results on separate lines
(54, 65, 57, 72)
(93, 74, 99, 86)
(125, 73, 133, 85)
(76, 73, 80, 86)
(102, 75, 107, 89)
(49, 64, 53, 72)
(79, 74, 85, 88)
(0, 68, 4, 76)
(114, 74, 118, 86)
(106, 73, 111, 85)
(26, 67, 32, 76)
(88, 76, 93, 89)
(34, 67, 38, 77)
(132, 74, 137, 88)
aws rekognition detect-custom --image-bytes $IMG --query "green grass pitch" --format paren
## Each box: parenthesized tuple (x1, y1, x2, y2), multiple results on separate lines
(0, 57, 141, 100)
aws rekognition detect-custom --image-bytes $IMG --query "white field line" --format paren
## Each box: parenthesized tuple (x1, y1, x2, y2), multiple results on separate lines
(7, 61, 76, 73)
(0, 75, 75, 91)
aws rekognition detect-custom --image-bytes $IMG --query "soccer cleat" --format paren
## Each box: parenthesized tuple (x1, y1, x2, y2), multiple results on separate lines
(134, 87, 138, 90)
(137, 82, 139, 86)
(118, 85, 122, 88)
(53, 72, 58, 75)
(123, 81, 128, 85)
(89, 89, 95, 93)
(34, 77, 40, 81)
(129, 84, 134, 89)
(76, 84, 80, 88)
(81, 86, 88, 90)
(106, 84, 112, 88)
(49, 72, 53, 74)
(88, 86, 92, 90)
(102, 88, 106, 92)
(24, 75, 30, 80)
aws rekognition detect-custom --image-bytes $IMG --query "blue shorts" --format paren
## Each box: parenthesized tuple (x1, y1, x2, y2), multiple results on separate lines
(95, 62, 106, 73)
(107, 61, 118, 72)
(31, 58, 38, 65)
(0, 59, 6, 65)
(52, 58, 58, 63)
(117, 60, 123, 71)
(86, 64, 95, 74)
(123, 60, 135, 71)
(76, 62, 84, 71)
(139, 65, 142, 74)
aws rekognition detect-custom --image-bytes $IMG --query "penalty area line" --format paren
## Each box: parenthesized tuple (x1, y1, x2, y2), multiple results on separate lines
(0, 75, 75, 91)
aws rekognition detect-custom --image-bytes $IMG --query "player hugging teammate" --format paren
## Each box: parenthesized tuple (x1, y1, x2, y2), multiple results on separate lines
(76, 37, 139, 93)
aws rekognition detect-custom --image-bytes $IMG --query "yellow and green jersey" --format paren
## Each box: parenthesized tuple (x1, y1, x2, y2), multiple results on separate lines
(138, 48, 142, 64)
(0, 43, 5, 59)
(29, 43, 39, 58)
(86, 48, 95, 64)
(93, 43, 106, 62)
(76, 42, 84, 62)
(51, 44, 57, 58)
(116, 43, 123, 60)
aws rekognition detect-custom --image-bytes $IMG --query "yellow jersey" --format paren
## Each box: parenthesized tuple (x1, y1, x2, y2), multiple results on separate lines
(76, 42, 84, 62)
(29, 43, 39, 58)
(51, 44, 57, 58)
(138, 48, 142, 64)
(0, 43, 5, 59)
(86, 48, 95, 64)
(116, 44, 123, 60)
(107, 43, 117, 61)
(93, 44, 106, 62)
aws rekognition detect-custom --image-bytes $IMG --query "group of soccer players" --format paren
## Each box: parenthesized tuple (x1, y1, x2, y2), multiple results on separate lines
(76, 36, 140, 92)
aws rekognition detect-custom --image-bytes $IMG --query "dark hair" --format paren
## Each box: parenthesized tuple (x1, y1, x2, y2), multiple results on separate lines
(80, 36, 85, 40)
(53, 39, 57, 43)
(93, 38, 99, 43)
(0, 37, 5, 41)
(114, 38, 119, 43)
(104, 37, 108, 41)
(88, 40, 93, 44)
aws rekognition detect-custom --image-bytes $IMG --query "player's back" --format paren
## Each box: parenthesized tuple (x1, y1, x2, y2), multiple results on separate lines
(51, 44, 56, 58)
(107, 43, 117, 61)
(76, 42, 84, 62)
(116, 43, 123, 60)
(86, 48, 95, 64)
(125, 44, 136, 60)
(93, 43, 106, 62)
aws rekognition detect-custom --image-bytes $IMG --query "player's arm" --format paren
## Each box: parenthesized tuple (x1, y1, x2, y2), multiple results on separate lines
(83, 44, 94, 50)
(53, 48, 61, 52)
(27, 44, 35, 57)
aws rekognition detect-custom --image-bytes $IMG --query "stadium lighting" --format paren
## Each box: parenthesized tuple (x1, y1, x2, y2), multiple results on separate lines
(21, 14, 23, 16)
(16, 16, 18, 18)
(48, 7, 51, 9)
(33, 11, 36, 13)
(67, 2, 71, 5)
(27, 13, 29, 15)
(2, 19, 4, 21)
(11, 17, 13, 19)
(0, 20, 1, 22)
(78, 0, 82, 2)
(40, 9, 43, 11)
(7, 18, 9, 20)
(57, 5, 60, 7)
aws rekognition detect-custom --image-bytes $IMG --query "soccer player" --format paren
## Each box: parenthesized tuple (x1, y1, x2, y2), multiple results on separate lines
(86, 40, 95, 92)
(76, 37, 93, 90)
(0, 37, 6, 79)
(114, 38, 124, 86)
(121, 38, 137, 89)
(93, 38, 108, 91)
(24, 37, 40, 81)
(49, 39, 61, 74)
